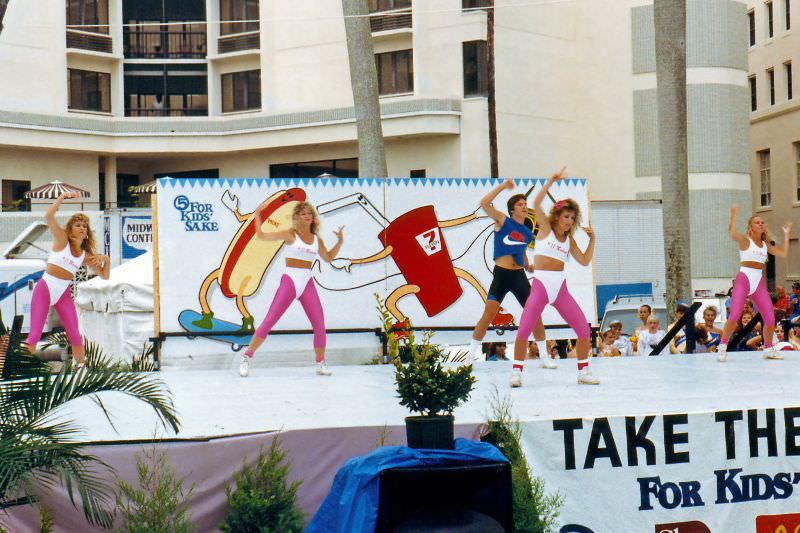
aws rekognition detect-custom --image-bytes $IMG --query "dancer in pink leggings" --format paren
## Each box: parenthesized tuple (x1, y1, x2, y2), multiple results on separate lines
(239, 201, 343, 377)
(512, 167, 598, 386)
(24, 192, 110, 368)
(717, 205, 791, 362)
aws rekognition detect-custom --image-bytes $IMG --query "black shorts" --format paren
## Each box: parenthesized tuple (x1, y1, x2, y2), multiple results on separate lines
(487, 266, 530, 306)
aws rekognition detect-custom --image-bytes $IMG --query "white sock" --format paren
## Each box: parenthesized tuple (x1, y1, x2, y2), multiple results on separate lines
(470, 339, 482, 357)
(536, 340, 548, 358)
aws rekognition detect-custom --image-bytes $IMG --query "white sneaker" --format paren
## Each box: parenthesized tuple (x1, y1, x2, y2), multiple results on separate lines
(509, 368, 522, 388)
(577, 368, 600, 385)
(716, 344, 727, 363)
(540, 356, 557, 369)
(316, 360, 333, 376)
(763, 347, 784, 360)
(239, 355, 250, 377)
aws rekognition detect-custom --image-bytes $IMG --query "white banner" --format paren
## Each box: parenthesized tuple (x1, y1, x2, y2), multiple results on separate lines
(156, 177, 594, 359)
(521, 408, 800, 532)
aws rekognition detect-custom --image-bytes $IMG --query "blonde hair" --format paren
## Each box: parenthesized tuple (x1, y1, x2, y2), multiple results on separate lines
(746, 214, 770, 244)
(65, 213, 96, 255)
(548, 198, 582, 235)
(291, 202, 321, 236)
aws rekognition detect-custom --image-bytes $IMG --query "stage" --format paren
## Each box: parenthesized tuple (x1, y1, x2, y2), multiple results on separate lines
(6, 350, 800, 532)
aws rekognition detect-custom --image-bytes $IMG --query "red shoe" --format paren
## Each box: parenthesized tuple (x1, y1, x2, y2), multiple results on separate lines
(392, 318, 411, 339)
(491, 308, 515, 328)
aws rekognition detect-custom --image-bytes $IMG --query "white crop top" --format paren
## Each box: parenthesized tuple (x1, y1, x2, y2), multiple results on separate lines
(48, 245, 85, 275)
(533, 230, 570, 263)
(285, 233, 319, 263)
(739, 238, 768, 264)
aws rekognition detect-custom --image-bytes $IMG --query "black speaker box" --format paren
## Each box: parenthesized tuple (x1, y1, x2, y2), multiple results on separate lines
(375, 461, 512, 533)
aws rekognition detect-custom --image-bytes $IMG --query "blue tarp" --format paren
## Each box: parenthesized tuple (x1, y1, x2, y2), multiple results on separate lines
(305, 438, 508, 533)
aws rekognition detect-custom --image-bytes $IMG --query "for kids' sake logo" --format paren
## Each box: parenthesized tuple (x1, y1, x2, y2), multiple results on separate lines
(174, 195, 219, 232)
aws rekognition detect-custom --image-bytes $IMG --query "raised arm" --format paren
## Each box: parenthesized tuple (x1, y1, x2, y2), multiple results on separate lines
(534, 167, 566, 237)
(254, 208, 294, 242)
(728, 204, 748, 249)
(46, 193, 72, 248)
(479, 179, 514, 226)
(767, 222, 792, 258)
(318, 226, 344, 263)
(569, 226, 595, 267)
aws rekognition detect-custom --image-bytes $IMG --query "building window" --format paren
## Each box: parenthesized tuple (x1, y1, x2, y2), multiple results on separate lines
(68, 69, 111, 113)
(463, 0, 489, 10)
(270, 158, 358, 179)
(786, 61, 793, 100)
(768, 68, 776, 105)
(66, 0, 109, 34)
(748, 10, 756, 45)
(795, 143, 800, 202)
(221, 70, 261, 112)
(375, 50, 413, 95)
(410, 169, 426, 178)
(758, 149, 771, 207)
(749, 76, 757, 111)
(767, 1, 775, 37)
(124, 64, 208, 117)
(220, 0, 259, 35)
(463, 41, 488, 97)
(786, 0, 792, 30)
(369, 0, 411, 11)
(1, 180, 31, 212)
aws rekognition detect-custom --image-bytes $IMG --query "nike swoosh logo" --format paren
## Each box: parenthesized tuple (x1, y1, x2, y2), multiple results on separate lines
(502, 236, 526, 246)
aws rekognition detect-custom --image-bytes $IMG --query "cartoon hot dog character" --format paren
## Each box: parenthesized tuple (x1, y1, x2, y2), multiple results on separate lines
(191, 188, 306, 331)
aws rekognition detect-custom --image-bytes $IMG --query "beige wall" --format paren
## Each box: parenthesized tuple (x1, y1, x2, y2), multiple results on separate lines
(748, 0, 800, 286)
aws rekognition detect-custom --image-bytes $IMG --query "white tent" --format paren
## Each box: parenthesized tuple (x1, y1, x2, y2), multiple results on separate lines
(75, 251, 154, 361)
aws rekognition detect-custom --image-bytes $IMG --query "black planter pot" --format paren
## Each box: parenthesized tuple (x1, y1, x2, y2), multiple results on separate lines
(405, 414, 455, 450)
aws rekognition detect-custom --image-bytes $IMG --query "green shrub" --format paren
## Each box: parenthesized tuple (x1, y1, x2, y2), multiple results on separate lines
(482, 390, 563, 533)
(115, 445, 195, 533)
(221, 436, 304, 533)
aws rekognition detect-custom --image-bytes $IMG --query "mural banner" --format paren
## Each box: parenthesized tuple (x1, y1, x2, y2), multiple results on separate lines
(155, 177, 593, 360)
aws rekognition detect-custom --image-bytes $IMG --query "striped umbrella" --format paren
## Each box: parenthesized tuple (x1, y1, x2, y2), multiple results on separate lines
(24, 180, 90, 199)
(131, 176, 173, 194)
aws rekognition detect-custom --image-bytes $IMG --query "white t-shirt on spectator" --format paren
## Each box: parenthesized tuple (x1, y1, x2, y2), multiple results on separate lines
(613, 336, 633, 357)
(637, 330, 666, 355)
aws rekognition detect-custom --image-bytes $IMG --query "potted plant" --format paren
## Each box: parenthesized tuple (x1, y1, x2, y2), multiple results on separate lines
(377, 296, 476, 449)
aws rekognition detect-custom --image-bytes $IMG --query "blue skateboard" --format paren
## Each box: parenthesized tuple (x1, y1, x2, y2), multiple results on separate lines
(178, 310, 253, 352)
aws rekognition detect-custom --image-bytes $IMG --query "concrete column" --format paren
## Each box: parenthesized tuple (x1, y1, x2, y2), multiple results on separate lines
(103, 155, 117, 209)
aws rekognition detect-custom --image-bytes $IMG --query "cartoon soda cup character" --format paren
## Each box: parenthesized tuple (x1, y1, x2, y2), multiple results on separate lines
(191, 187, 306, 331)
(323, 193, 495, 335)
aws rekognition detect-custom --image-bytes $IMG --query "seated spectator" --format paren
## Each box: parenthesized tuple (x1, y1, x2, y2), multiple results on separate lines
(735, 311, 758, 351)
(609, 320, 633, 356)
(775, 285, 790, 312)
(669, 301, 689, 354)
(789, 325, 800, 350)
(790, 282, 800, 320)
(693, 324, 709, 353)
(743, 298, 754, 317)
(702, 306, 723, 352)
(486, 342, 508, 361)
(598, 329, 621, 357)
(637, 316, 666, 355)
(526, 340, 540, 359)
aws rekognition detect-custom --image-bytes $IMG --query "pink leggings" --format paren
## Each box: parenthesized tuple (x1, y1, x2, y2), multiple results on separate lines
(254, 274, 326, 349)
(26, 276, 82, 348)
(516, 278, 590, 343)
(727, 269, 775, 329)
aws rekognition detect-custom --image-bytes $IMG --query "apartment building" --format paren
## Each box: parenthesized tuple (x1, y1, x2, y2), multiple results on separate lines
(0, 0, 750, 291)
(747, 0, 800, 289)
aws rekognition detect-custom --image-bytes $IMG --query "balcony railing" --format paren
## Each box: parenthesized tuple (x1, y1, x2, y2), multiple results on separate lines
(66, 29, 113, 54)
(126, 107, 208, 117)
(124, 29, 207, 59)
(370, 9, 412, 32)
(217, 31, 260, 54)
